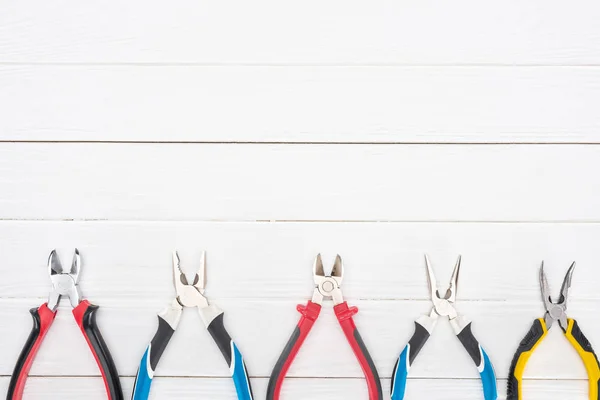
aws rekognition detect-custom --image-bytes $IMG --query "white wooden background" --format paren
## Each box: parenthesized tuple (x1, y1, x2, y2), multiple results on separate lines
(1, 1, 599, 399)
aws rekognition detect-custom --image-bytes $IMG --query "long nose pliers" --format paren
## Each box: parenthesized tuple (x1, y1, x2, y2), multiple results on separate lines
(507, 262, 600, 400)
(7, 249, 123, 400)
(131, 251, 253, 400)
(391, 255, 497, 400)
(267, 254, 383, 400)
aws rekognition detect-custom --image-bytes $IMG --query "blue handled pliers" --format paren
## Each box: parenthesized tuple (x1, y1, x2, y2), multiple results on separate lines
(391, 255, 497, 400)
(131, 251, 253, 400)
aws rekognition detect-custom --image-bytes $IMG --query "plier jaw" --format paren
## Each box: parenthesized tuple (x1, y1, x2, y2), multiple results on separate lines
(311, 253, 344, 305)
(47, 249, 82, 311)
(172, 251, 209, 309)
(426, 254, 460, 320)
(540, 261, 574, 332)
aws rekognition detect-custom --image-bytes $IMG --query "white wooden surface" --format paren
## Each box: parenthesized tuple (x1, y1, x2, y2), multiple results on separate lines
(1, 2, 600, 399)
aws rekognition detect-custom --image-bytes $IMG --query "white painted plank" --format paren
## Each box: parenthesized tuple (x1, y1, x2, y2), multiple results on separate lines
(1, 143, 599, 221)
(0, 377, 590, 400)
(2, 298, 599, 382)
(0, 377, 592, 400)
(1, 1, 600, 66)
(1, 221, 599, 301)
(2, 66, 600, 143)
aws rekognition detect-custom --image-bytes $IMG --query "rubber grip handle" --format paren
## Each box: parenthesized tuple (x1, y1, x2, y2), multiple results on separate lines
(390, 321, 431, 400)
(506, 318, 548, 400)
(73, 300, 124, 400)
(131, 315, 175, 400)
(456, 323, 498, 400)
(565, 319, 600, 400)
(266, 300, 321, 400)
(7, 303, 56, 400)
(334, 302, 383, 400)
(207, 313, 254, 400)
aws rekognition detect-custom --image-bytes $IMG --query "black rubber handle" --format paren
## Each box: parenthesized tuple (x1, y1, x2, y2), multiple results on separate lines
(390, 321, 431, 399)
(7, 304, 56, 400)
(74, 302, 124, 400)
(148, 315, 176, 372)
(206, 313, 254, 400)
(207, 314, 234, 365)
(507, 319, 547, 400)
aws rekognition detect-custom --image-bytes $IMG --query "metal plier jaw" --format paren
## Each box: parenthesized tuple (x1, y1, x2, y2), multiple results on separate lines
(540, 261, 573, 332)
(132, 251, 254, 400)
(391, 255, 497, 400)
(268, 254, 383, 400)
(311, 253, 344, 305)
(47, 249, 82, 311)
(507, 261, 600, 400)
(8, 249, 123, 400)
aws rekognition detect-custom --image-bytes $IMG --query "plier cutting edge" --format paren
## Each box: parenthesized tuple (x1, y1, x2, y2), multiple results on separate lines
(131, 251, 253, 400)
(391, 255, 497, 400)
(7, 249, 123, 400)
(267, 254, 383, 400)
(507, 262, 600, 400)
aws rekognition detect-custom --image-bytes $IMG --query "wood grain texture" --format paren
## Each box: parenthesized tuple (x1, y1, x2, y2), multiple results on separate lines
(1, 0, 599, 66)
(2, 66, 600, 143)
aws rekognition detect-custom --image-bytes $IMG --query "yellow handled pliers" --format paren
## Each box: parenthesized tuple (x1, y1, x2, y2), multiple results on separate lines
(507, 262, 600, 400)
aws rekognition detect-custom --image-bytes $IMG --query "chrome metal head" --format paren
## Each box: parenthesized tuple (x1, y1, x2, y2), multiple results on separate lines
(312, 254, 344, 305)
(172, 251, 208, 309)
(425, 255, 460, 318)
(540, 261, 574, 331)
(47, 249, 82, 311)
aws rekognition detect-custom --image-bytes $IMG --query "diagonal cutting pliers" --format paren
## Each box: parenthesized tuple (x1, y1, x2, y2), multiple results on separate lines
(507, 262, 600, 400)
(267, 254, 383, 400)
(7, 249, 123, 400)
(391, 255, 497, 400)
(131, 251, 253, 400)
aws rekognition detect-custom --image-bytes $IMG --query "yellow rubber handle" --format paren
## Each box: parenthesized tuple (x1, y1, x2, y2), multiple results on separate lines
(506, 318, 548, 400)
(564, 318, 600, 400)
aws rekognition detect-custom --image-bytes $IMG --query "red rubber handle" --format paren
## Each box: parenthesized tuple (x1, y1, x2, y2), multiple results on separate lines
(334, 302, 383, 400)
(7, 303, 56, 400)
(266, 300, 321, 400)
(73, 300, 123, 400)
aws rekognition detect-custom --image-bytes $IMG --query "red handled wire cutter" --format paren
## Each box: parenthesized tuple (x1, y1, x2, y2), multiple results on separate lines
(267, 254, 383, 400)
(7, 250, 123, 400)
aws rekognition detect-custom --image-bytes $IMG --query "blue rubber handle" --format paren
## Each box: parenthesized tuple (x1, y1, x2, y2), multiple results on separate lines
(230, 342, 253, 400)
(131, 346, 153, 400)
(479, 348, 497, 400)
(390, 344, 409, 400)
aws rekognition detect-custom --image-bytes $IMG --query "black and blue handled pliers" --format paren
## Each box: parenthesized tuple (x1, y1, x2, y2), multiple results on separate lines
(131, 251, 253, 400)
(391, 255, 497, 400)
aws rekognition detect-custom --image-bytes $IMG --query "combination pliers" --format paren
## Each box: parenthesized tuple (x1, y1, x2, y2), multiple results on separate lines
(391, 255, 497, 400)
(7, 249, 123, 400)
(507, 262, 600, 400)
(131, 251, 253, 400)
(267, 254, 383, 400)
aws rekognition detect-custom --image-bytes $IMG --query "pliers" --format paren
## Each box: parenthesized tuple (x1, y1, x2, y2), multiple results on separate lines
(267, 254, 383, 400)
(7, 249, 123, 400)
(131, 251, 253, 400)
(391, 255, 497, 400)
(507, 262, 600, 400)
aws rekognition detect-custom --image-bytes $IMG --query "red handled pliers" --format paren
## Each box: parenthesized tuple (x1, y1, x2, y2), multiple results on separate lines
(267, 254, 383, 400)
(7, 249, 123, 400)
